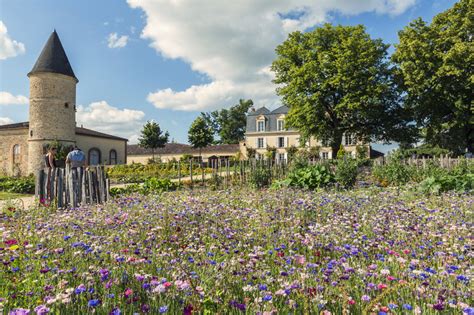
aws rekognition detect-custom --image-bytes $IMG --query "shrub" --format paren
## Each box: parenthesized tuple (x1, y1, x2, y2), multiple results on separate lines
(419, 174, 474, 194)
(248, 166, 272, 188)
(0, 176, 35, 194)
(142, 178, 177, 194)
(372, 154, 411, 186)
(335, 158, 358, 188)
(286, 164, 334, 189)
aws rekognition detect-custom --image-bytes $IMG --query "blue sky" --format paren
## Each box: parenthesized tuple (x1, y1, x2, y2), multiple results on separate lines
(0, 0, 457, 151)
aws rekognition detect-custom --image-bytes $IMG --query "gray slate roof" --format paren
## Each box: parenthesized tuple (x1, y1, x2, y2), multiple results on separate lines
(0, 122, 127, 141)
(28, 30, 78, 81)
(246, 106, 292, 132)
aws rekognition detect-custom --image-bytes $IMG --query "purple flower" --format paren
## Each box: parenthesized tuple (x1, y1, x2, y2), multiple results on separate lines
(34, 305, 49, 315)
(159, 306, 168, 313)
(9, 309, 30, 315)
(463, 307, 474, 315)
(258, 284, 267, 291)
(361, 295, 370, 302)
(403, 304, 413, 310)
(109, 308, 121, 315)
(263, 295, 272, 301)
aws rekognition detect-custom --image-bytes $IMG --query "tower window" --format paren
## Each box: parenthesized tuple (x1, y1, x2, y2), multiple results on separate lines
(64, 102, 69, 108)
(30, 130, 33, 137)
(13, 144, 21, 164)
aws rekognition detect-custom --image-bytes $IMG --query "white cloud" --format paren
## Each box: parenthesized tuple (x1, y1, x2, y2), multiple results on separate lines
(0, 21, 25, 60)
(0, 117, 14, 125)
(0, 91, 28, 105)
(107, 32, 129, 48)
(128, 0, 416, 111)
(76, 101, 145, 142)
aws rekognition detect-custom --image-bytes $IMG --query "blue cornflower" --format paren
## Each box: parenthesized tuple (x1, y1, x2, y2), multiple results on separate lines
(457, 275, 468, 282)
(463, 307, 474, 315)
(388, 303, 398, 309)
(263, 295, 272, 301)
(188, 257, 194, 263)
(159, 305, 168, 313)
(258, 284, 267, 291)
(63, 235, 71, 241)
(110, 308, 121, 315)
(88, 299, 100, 307)
(403, 304, 413, 310)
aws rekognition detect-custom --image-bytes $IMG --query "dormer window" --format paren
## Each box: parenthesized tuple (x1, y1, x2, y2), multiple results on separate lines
(277, 119, 285, 131)
(257, 120, 265, 132)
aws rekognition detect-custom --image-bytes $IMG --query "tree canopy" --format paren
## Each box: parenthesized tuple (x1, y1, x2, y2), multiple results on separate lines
(188, 116, 214, 159)
(392, 0, 473, 155)
(138, 121, 169, 161)
(201, 99, 253, 144)
(271, 23, 415, 156)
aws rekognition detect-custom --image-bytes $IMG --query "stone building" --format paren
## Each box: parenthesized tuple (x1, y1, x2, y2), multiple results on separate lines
(241, 106, 377, 161)
(0, 31, 127, 176)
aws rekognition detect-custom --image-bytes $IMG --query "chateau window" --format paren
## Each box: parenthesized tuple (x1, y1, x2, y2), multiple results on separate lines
(278, 137, 285, 148)
(257, 120, 265, 132)
(321, 152, 329, 160)
(277, 119, 285, 131)
(13, 144, 21, 164)
(88, 148, 101, 165)
(109, 150, 117, 165)
(278, 153, 285, 163)
(344, 134, 355, 146)
(257, 138, 264, 148)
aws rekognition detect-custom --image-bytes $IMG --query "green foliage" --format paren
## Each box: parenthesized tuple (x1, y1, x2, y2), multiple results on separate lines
(142, 178, 177, 194)
(248, 166, 272, 188)
(335, 159, 358, 188)
(188, 116, 214, 153)
(372, 156, 411, 186)
(285, 164, 334, 190)
(138, 121, 169, 160)
(180, 154, 194, 162)
(392, 0, 473, 155)
(336, 145, 346, 159)
(265, 146, 276, 160)
(246, 147, 256, 159)
(286, 146, 298, 162)
(356, 145, 369, 160)
(110, 178, 177, 197)
(201, 99, 253, 144)
(106, 162, 212, 183)
(44, 140, 70, 161)
(419, 174, 474, 195)
(0, 176, 35, 194)
(272, 23, 415, 157)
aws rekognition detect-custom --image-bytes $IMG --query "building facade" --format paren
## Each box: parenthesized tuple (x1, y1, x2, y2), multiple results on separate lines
(0, 31, 127, 176)
(241, 106, 370, 161)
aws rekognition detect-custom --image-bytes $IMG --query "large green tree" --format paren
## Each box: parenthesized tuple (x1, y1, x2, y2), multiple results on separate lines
(392, 0, 473, 155)
(188, 116, 214, 161)
(271, 24, 414, 157)
(138, 121, 169, 161)
(201, 99, 253, 144)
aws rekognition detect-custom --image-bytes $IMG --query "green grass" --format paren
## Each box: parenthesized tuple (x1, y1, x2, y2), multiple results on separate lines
(0, 191, 31, 200)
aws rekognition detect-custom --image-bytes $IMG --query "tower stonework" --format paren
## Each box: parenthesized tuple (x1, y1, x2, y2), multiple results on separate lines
(27, 31, 78, 174)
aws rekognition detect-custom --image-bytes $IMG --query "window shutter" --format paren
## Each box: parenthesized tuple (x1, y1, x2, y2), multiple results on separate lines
(255, 138, 258, 148)
(263, 138, 266, 148)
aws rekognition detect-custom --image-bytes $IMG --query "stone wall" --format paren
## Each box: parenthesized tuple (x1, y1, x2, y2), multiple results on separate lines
(76, 135, 127, 165)
(0, 128, 29, 176)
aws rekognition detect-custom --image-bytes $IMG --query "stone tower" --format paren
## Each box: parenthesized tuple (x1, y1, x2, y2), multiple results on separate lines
(27, 30, 78, 174)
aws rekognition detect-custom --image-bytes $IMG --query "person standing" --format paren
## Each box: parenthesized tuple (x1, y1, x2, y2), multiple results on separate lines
(44, 147, 57, 201)
(66, 146, 87, 205)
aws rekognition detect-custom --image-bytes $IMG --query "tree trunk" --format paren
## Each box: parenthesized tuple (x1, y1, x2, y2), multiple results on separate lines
(330, 133, 343, 159)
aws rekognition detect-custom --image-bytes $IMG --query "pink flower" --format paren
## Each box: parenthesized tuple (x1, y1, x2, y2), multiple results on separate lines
(348, 299, 356, 305)
(124, 288, 133, 298)
(295, 255, 306, 265)
(378, 283, 388, 290)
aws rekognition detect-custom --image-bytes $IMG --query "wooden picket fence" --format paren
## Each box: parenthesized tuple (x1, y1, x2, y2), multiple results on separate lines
(373, 155, 472, 169)
(35, 166, 110, 208)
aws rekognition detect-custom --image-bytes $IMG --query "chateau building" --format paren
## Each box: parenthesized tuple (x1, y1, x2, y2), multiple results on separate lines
(0, 31, 127, 176)
(241, 106, 373, 161)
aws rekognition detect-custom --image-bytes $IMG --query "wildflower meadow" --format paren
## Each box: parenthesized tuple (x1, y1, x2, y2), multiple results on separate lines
(1, 188, 472, 314)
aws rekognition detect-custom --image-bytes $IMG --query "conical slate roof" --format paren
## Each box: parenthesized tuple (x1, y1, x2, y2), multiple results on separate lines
(28, 30, 78, 81)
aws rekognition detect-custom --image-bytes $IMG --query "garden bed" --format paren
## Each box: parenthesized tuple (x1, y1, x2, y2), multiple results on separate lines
(1, 188, 472, 314)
